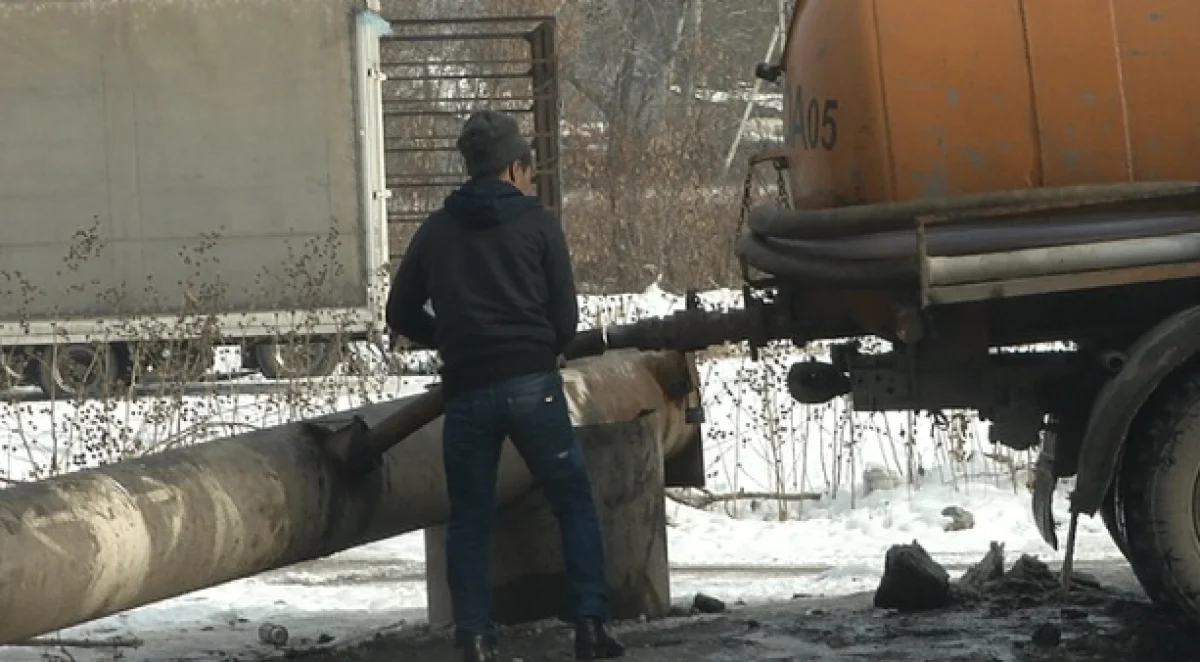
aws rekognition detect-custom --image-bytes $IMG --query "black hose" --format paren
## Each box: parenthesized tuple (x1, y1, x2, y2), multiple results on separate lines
(749, 182, 1200, 240)
(564, 329, 607, 360)
(737, 182, 1200, 286)
(735, 233, 917, 286)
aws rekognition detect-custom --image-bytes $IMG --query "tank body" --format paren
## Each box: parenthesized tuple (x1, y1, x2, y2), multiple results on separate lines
(782, 0, 1200, 208)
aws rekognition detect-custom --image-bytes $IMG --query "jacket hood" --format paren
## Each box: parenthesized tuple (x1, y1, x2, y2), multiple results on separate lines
(444, 178, 541, 228)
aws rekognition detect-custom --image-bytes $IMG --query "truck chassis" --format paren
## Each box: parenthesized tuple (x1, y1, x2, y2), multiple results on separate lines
(587, 163, 1200, 624)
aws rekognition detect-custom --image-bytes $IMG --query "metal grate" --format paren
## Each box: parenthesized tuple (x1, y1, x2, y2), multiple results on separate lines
(379, 16, 562, 262)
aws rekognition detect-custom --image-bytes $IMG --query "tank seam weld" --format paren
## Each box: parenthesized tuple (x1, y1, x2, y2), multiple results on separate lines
(1106, 0, 1135, 181)
(1016, 0, 1045, 188)
(869, 0, 897, 201)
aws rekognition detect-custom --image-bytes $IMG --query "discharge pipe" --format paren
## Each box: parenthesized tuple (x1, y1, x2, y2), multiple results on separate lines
(926, 231, 1200, 286)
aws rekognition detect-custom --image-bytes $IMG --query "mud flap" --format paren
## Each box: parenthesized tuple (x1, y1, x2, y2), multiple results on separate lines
(1032, 429, 1059, 549)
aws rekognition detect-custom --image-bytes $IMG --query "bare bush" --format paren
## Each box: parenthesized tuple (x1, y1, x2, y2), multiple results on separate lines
(0, 221, 420, 484)
(379, 0, 787, 293)
(0, 2, 1027, 528)
(0, 240, 1030, 526)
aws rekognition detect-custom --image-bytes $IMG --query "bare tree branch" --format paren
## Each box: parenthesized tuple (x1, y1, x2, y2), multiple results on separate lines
(667, 489, 823, 510)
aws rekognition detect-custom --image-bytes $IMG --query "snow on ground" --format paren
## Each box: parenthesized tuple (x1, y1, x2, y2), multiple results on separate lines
(0, 285, 1123, 661)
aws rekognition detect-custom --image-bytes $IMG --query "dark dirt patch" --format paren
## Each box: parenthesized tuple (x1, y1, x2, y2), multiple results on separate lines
(286, 561, 1200, 662)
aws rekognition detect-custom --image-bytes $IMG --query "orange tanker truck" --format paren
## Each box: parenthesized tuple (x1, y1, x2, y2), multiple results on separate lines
(580, 0, 1200, 624)
(734, 0, 1200, 623)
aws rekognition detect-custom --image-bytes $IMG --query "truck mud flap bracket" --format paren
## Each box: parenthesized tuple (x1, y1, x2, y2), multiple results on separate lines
(1031, 427, 1061, 549)
(1063, 304, 1200, 538)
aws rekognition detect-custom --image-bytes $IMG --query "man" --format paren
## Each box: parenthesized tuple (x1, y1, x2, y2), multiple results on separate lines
(386, 110, 626, 662)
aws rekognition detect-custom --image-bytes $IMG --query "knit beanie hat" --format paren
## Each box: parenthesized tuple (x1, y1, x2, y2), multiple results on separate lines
(456, 110, 532, 178)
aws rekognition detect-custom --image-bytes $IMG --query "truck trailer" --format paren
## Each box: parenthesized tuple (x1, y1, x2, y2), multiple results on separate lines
(0, 0, 393, 396)
(0, 2, 562, 399)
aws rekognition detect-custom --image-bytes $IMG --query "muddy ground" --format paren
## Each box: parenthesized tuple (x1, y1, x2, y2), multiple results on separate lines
(286, 559, 1200, 662)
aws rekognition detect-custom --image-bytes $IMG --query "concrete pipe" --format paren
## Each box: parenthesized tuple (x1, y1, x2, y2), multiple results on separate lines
(424, 403, 687, 628)
(0, 350, 703, 644)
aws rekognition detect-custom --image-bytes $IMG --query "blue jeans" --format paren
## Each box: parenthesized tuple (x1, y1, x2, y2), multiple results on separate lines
(442, 370, 609, 646)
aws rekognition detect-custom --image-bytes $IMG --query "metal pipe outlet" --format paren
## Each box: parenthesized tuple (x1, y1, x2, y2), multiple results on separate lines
(926, 231, 1200, 286)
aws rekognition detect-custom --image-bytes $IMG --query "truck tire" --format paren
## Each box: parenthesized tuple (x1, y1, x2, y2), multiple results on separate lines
(1099, 480, 1130, 561)
(1119, 366, 1200, 620)
(0, 349, 31, 391)
(255, 339, 342, 380)
(36, 343, 122, 400)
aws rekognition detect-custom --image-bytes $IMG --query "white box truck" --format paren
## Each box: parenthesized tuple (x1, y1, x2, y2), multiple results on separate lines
(0, 0, 394, 396)
(0, 2, 562, 398)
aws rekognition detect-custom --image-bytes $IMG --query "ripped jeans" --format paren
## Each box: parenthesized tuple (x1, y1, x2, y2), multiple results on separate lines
(442, 370, 609, 646)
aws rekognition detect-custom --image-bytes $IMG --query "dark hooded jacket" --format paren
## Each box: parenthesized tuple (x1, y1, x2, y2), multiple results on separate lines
(385, 178, 578, 396)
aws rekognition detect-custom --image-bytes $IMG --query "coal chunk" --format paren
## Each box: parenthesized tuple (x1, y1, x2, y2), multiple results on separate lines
(998, 554, 1059, 596)
(958, 541, 1005, 595)
(873, 540, 952, 612)
(693, 593, 726, 614)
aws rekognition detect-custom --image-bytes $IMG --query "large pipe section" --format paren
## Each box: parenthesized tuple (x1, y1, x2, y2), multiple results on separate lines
(926, 231, 1200, 286)
(758, 211, 1200, 261)
(0, 349, 701, 644)
(425, 408, 682, 626)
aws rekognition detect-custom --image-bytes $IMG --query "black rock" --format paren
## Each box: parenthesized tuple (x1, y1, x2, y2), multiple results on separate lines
(1007, 555, 1055, 588)
(957, 541, 1005, 597)
(873, 541, 953, 612)
(693, 593, 726, 614)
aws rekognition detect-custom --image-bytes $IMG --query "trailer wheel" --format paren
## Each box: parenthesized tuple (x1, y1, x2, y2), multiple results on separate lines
(1120, 366, 1200, 620)
(36, 343, 122, 399)
(255, 338, 342, 380)
(0, 349, 32, 391)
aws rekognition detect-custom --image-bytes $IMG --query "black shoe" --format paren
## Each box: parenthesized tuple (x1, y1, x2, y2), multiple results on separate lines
(460, 634, 498, 662)
(574, 619, 625, 659)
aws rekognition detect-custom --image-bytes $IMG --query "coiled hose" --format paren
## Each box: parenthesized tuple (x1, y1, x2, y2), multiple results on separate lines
(734, 182, 1200, 287)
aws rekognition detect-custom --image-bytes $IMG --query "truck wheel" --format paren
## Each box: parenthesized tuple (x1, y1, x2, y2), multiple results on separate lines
(1120, 366, 1200, 619)
(0, 349, 31, 391)
(36, 343, 122, 399)
(1099, 480, 1130, 561)
(255, 339, 342, 379)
